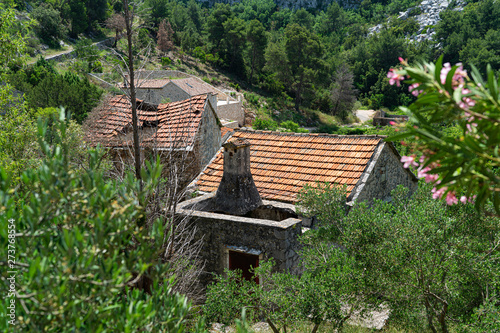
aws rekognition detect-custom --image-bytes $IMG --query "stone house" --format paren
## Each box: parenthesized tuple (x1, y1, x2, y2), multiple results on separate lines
(120, 74, 244, 126)
(86, 93, 222, 187)
(178, 129, 418, 285)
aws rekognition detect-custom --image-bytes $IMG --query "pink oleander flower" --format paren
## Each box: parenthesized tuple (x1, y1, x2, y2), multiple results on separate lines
(460, 195, 476, 204)
(401, 155, 418, 168)
(417, 166, 431, 179)
(440, 62, 452, 84)
(408, 83, 423, 96)
(389, 121, 396, 126)
(466, 122, 478, 134)
(432, 186, 447, 200)
(419, 155, 426, 163)
(453, 64, 467, 83)
(445, 191, 458, 205)
(425, 173, 439, 183)
(460, 97, 476, 110)
(387, 68, 405, 87)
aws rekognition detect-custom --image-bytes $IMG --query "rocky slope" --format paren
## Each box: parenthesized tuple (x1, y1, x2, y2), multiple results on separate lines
(369, 0, 466, 42)
(197, 0, 361, 10)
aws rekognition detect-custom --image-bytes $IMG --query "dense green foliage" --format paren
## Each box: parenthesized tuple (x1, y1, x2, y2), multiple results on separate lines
(206, 182, 500, 332)
(205, 257, 362, 333)
(9, 58, 104, 124)
(9, 0, 500, 120)
(0, 117, 204, 332)
(301, 183, 499, 332)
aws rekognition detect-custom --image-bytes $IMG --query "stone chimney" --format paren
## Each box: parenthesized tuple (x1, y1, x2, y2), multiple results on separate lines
(215, 139, 262, 215)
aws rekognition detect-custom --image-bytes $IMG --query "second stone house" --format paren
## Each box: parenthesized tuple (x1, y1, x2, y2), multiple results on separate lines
(86, 93, 222, 187)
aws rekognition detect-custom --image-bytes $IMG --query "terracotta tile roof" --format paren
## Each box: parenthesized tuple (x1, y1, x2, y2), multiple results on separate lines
(221, 127, 234, 138)
(196, 130, 383, 203)
(172, 78, 219, 96)
(89, 94, 207, 149)
(119, 79, 171, 89)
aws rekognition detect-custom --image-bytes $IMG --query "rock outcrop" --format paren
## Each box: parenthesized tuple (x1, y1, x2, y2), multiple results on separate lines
(369, 0, 466, 42)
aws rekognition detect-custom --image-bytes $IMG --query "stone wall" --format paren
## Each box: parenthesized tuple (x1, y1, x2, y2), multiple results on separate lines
(372, 110, 409, 127)
(176, 193, 302, 287)
(349, 142, 418, 204)
(217, 100, 244, 126)
(199, 95, 222, 168)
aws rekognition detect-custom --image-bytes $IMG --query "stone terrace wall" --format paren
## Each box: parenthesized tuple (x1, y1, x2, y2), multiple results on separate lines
(372, 110, 409, 127)
(176, 193, 302, 287)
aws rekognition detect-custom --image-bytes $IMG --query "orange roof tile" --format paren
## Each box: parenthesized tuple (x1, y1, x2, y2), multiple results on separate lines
(221, 127, 234, 138)
(88, 94, 208, 149)
(196, 130, 383, 203)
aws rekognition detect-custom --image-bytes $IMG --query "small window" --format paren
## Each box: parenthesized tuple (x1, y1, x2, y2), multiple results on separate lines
(228, 250, 259, 283)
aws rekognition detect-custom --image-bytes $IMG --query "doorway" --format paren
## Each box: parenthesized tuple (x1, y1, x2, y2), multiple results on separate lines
(228, 250, 259, 283)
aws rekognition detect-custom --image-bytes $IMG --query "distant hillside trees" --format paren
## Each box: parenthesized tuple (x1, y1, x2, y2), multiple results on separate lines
(31, 3, 67, 47)
(10, 58, 103, 124)
(330, 64, 357, 119)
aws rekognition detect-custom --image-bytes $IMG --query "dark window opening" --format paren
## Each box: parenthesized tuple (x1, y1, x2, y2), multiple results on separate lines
(229, 250, 259, 284)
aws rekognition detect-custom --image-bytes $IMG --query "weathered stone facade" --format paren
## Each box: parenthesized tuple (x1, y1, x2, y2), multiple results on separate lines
(197, 95, 222, 168)
(348, 142, 418, 203)
(176, 193, 302, 287)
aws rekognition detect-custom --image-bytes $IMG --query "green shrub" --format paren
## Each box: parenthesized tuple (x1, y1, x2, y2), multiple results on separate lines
(280, 120, 308, 133)
(253, 117, 278, 131)
(244, 92, 259, 106)
(161, 57, 172, 66)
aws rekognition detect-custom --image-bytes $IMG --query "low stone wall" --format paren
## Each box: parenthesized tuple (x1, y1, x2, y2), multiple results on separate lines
(45, 38, 115, 63)
(372, 110, 409, 126)
(176, 193, 302, 287)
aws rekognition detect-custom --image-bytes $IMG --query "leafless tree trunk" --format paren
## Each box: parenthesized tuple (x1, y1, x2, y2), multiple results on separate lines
(123, 0, 141, 184)
(85, 2, 206, 301)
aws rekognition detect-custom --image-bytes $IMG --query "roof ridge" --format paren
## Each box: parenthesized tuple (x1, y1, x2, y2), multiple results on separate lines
(235, 128, 386, 139)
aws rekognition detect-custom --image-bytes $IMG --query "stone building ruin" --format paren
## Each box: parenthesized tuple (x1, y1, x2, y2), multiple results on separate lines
(178, 129, 419, 286)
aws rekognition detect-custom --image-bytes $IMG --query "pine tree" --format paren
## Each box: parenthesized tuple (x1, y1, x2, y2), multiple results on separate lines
(157, 19, 174, 53)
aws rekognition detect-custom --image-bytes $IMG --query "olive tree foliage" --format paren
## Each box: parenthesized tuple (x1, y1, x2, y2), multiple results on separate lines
(0, 115, 205, 332)
(204, 257, 362, 333)
(297, 182, 500, 333)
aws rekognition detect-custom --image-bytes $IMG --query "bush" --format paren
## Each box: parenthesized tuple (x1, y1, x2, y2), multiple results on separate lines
(252, 117, 278, 131)
(244, 92, 259, 106)
(161, 56, 172, 66)
(0, 117, 201, 332)
(25, 70, 103, 123)
(280, 120, 308, 133)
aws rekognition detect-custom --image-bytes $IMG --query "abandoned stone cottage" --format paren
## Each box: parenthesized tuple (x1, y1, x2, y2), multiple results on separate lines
(119, 71, 244, 126)
(177, 130, 418, 285)
(86, 93, 222, 186)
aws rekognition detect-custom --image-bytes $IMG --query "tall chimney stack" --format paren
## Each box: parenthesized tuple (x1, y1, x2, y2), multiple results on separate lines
(215, 138, 262, 215)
